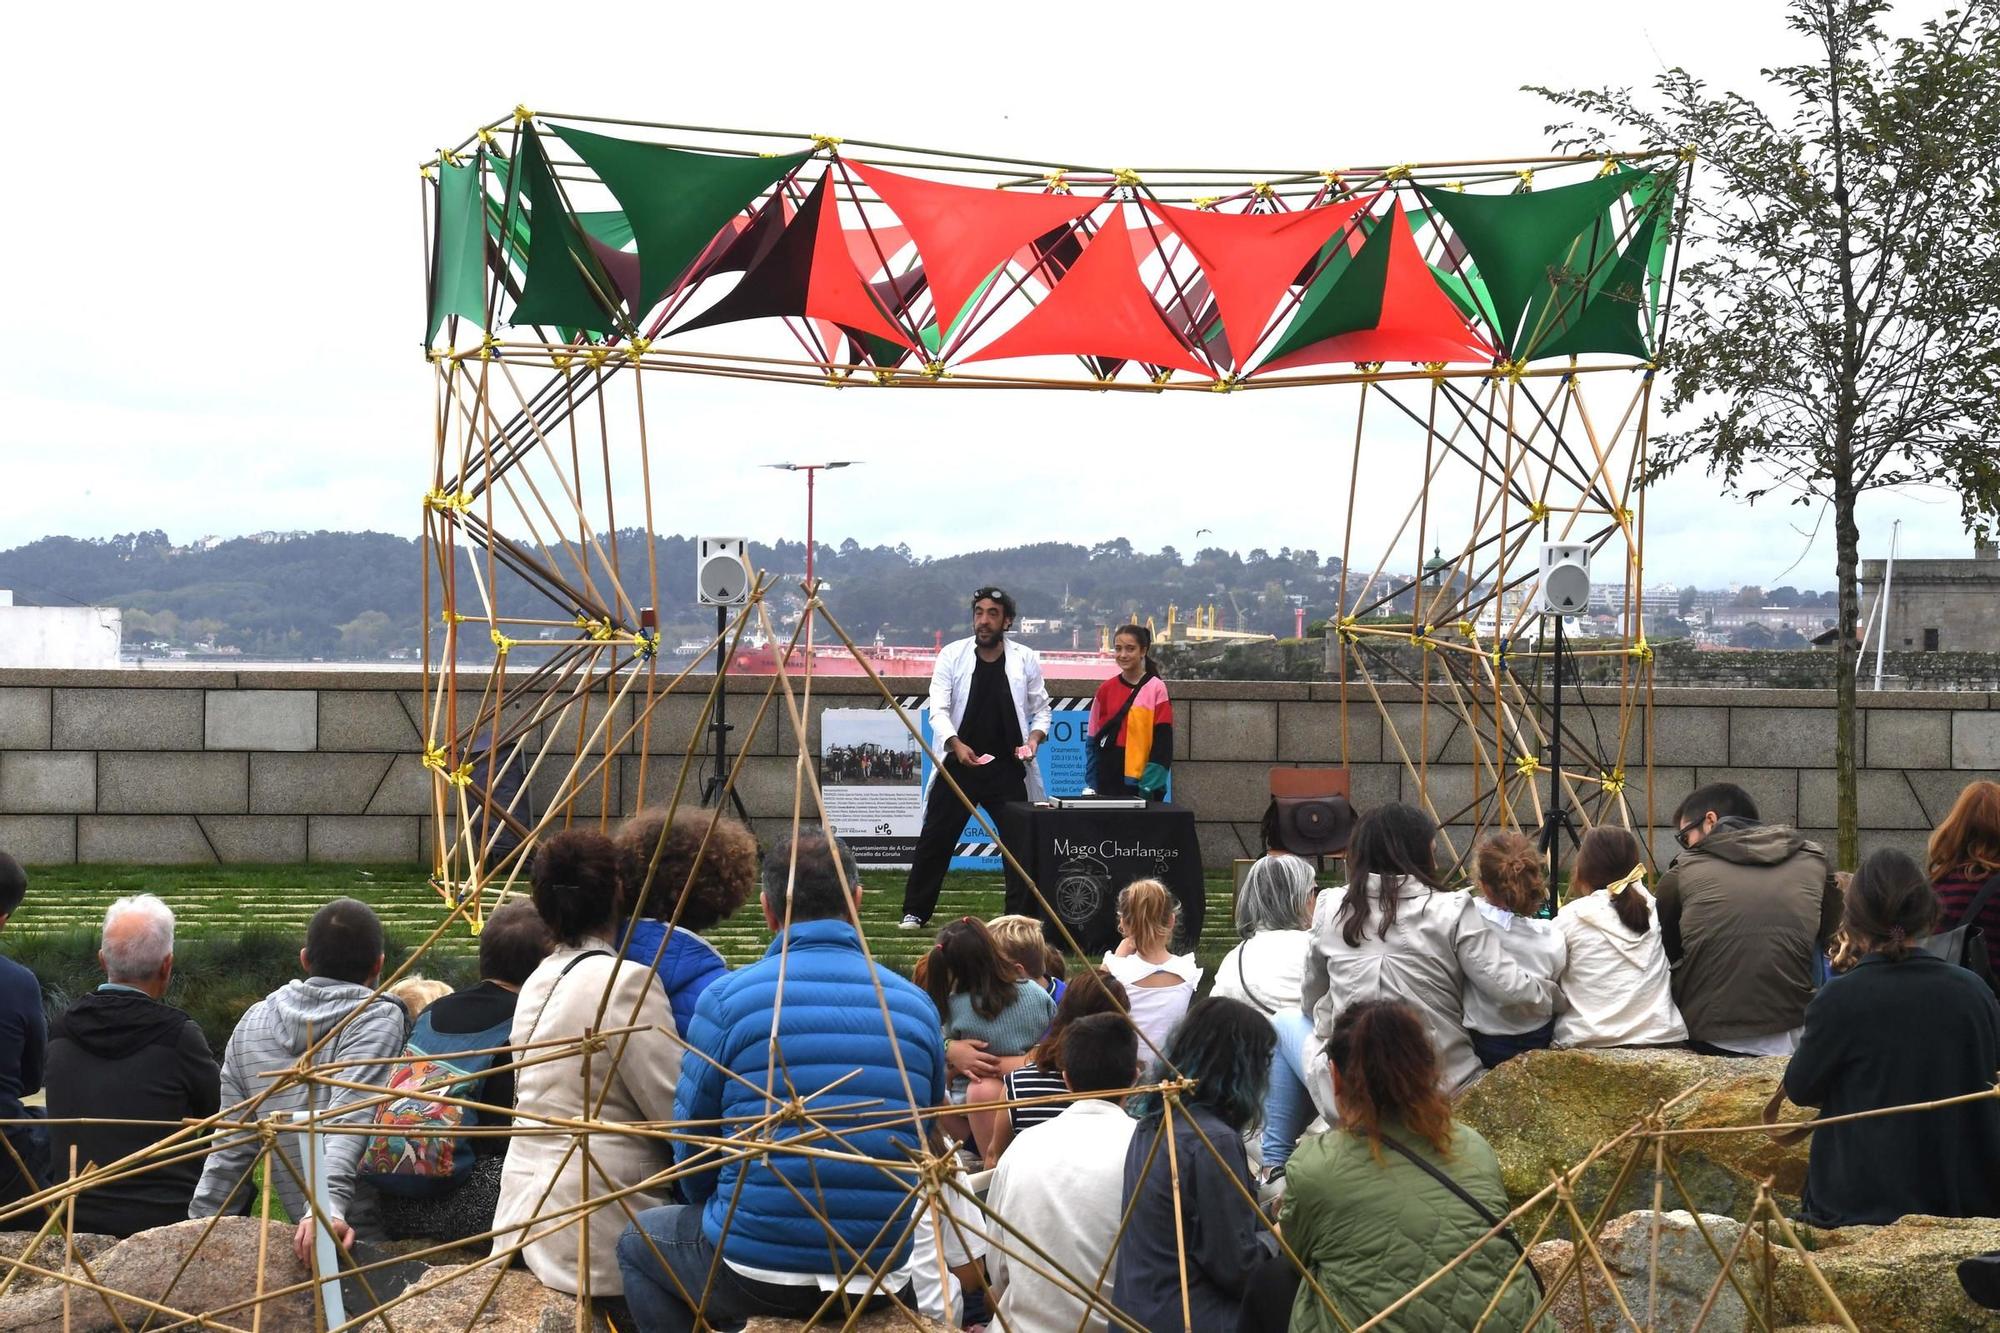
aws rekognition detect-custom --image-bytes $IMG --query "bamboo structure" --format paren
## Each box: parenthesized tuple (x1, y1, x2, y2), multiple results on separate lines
(0, 117, 1838, 1333)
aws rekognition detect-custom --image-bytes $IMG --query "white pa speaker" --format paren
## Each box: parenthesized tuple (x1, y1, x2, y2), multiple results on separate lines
(696, 536, 751, 607)
(1537, 542, 1593, 616)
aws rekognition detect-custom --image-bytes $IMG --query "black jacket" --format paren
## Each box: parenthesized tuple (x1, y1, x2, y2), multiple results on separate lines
(46, 988, 221, 1236)
(1784, 953, 2000, 1227)
(1111, 1102, 1271, 1331)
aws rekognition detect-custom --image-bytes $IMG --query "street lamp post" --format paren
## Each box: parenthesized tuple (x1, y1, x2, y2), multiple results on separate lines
(763, 461, 858, 646)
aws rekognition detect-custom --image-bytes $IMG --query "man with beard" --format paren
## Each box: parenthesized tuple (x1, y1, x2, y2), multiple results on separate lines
(899, 587, 1051, 930)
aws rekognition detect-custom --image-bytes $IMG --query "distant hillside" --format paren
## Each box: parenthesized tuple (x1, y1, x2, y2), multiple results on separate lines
(0, 529, 1346, 660)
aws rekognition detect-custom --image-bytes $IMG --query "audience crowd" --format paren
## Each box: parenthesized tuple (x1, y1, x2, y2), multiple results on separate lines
(2, 773, 1999, 1330)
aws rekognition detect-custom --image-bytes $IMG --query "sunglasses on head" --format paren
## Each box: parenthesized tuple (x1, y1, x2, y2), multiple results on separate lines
(973, 587, 1008, 603)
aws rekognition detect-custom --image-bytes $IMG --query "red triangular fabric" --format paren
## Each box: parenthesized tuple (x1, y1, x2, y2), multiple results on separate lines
(847, 160, 1102, 341)
(804, 169, 912, 348)
(962, 208, 1213, 377)
(1147, 197, 1371, 369)
(844, 223, 910, 278)
(1260, 203, 1495, 371)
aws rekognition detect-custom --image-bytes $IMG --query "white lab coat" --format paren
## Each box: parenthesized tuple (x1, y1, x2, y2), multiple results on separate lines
(924, 636, 1054, 801)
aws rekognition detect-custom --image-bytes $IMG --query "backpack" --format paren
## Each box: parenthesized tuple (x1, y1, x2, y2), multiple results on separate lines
(1916, 871, 2000, 1000)
(356, 1009, 513, 1196)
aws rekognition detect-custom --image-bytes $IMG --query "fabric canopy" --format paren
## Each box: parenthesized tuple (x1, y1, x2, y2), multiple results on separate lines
(505, 130, 619, 335)
(961, 208, 1211, 377)
(1416, 168, 1646, 357)
(552, 125, 809, 315)
(847, 160, 1103, 350)
(441, 121, 1674, 378)
(1260, 203, 1493, 371)
(673, 168, 912, 350)
(1145, 197, 1371, 370)
(429, 156, 487, 340)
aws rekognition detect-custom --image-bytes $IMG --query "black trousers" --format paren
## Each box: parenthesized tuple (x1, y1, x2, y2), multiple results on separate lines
(900, 759, 1034, 923)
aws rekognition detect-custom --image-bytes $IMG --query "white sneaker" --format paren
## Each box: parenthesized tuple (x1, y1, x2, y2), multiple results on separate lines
(899, 914, 926, 930)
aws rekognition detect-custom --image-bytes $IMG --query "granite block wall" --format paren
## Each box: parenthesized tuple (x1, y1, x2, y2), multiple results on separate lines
(2, 668, 1996, 870)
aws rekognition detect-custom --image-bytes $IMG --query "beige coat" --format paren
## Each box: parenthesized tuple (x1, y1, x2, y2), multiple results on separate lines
(1302, 876, 1556, 1101)
(490, 939, 682, 1296)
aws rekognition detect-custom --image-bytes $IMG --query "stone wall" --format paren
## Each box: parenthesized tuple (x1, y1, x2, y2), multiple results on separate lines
(3, 667, 1998, 869)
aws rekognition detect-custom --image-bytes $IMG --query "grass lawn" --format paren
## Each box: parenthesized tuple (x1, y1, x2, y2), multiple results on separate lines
(4, 863, 1245, 1050)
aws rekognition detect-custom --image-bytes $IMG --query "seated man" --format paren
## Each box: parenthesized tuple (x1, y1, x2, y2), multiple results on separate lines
(986, 1013, 1140, 1333)
(356, 899, 552, 1243)
(616, 830, 947, 1333)
(189, 898, 409, 1246)
(46, 894, 220, 1235)
(0, 853, 50, 1223)
(1657, 782, 1841, 1056)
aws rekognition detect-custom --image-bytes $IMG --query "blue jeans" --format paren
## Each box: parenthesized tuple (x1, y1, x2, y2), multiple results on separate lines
(616, 1204, 908, 1333)
(1262, 1009, 1318, 1171)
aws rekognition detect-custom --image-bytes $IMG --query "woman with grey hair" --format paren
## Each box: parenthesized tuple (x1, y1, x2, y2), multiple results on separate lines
(1212, 853, 1321, 1174)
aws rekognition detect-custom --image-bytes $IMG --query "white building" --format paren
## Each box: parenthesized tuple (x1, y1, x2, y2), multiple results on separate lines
(0, 591, 123, 668)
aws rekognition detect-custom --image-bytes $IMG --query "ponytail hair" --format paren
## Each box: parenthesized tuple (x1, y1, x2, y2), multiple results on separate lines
(1117, 878, 1176, 954)
(1114, 624, 1159, 676)
(1326, 998, 1454, 1157)
(1843, 848, 1938, 962)
(1574, 826, 1651, 934)
(1473, 831, 1545, 916)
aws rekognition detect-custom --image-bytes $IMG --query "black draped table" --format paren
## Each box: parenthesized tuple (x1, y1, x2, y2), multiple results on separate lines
(996, 801, 1205, 956)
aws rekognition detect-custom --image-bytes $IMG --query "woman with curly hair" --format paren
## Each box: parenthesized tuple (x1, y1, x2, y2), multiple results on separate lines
(1112, 997, 1275, 1332)
(614, 807, 759, 1036)
(491, 829, 681, 1298)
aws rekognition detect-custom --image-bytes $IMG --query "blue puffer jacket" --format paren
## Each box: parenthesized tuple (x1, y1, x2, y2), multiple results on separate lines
(674, 918, 946, 1274)
(620, 920, 729, 1038)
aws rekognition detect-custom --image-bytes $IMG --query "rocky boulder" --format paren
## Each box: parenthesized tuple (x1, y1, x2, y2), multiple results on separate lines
(0, 1217, 313, 1333)
(1527, 1209, 2000, 1332)
(1455, 1047, 1812, 1218)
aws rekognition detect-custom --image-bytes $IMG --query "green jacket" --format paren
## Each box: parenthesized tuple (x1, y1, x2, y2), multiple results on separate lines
(1282, 1120, 1549, 1333)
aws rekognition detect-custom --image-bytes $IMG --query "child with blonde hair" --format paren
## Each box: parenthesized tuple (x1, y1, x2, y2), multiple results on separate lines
(985, 913, 1066, 1003)
(1461, 831, 1566, 1069)
(1100, 879, 1201, 1057)
(386, 976, 454, 1021)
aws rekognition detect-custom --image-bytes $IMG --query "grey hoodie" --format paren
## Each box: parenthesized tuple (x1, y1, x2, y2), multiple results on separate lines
(187, 977, 409, 1223)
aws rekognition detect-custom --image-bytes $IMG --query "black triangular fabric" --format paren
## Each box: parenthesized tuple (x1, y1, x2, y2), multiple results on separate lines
(672, 175, 827, 335)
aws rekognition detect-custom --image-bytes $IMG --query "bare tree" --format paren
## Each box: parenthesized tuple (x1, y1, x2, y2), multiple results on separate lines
(1536, 0, 2000, 865)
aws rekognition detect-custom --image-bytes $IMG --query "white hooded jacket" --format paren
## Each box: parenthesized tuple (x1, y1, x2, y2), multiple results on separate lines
(1552, 887, 1688, 1049)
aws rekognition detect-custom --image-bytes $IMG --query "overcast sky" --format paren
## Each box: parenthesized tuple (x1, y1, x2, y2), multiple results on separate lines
(0, 1, 1973, 592)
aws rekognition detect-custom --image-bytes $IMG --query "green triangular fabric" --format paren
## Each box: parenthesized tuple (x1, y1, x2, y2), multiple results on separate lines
(1417, 168, 1645, 355)
(1514, 203, 1625, 357)
(575, 210, 634, 249)
(1264, 215, 1392, 364)
(430, 156, 488, 339)
(1432, 266, 1497, 329)
(1531, 201, 1663, 360)
(506, 130, 616, 335)
(1627, 170, 1677, 324)
(552, 124, 809, 314)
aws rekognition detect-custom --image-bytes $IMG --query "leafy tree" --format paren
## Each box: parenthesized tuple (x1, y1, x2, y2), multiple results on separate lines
(1539, 0, 2000, 864)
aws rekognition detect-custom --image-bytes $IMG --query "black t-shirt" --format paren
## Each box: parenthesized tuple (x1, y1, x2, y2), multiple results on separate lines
(957, 650, 1023, 769)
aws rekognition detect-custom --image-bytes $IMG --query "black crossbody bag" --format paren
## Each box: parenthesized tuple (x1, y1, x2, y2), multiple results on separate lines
(1378, 1133, 1546, 1299)
(1089, 671, 1155, 785)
